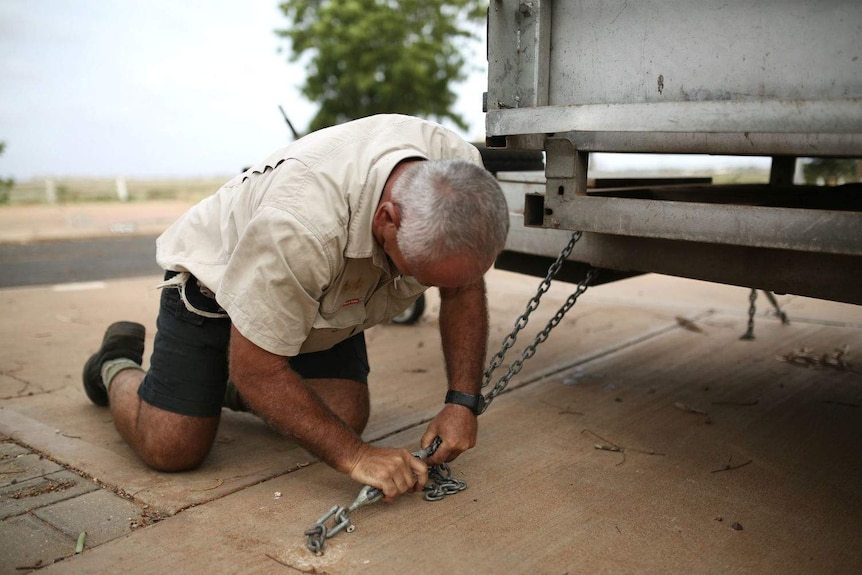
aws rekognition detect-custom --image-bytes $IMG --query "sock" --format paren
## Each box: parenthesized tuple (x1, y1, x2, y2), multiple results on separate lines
(100, 358, 144, 393)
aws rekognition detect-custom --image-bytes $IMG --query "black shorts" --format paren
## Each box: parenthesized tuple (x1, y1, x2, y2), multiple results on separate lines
(137, 272, 370, 418)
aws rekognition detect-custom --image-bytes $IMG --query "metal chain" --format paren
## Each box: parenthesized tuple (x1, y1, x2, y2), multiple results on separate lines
(480, 231, 595, 411)
(423, 463, 468, 501)
(740, 288, 757, 340)
(763, 290, 790, 325)
(305, 231, 592, 555)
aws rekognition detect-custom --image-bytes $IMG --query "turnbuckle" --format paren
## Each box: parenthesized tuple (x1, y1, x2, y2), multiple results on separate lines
(304, 437, 445, 555)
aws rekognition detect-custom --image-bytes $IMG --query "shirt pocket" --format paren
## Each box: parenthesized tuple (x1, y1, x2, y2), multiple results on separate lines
(316, 259, 379, 329)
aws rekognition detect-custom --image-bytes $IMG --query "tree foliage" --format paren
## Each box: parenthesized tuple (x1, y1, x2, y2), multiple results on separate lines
(276, 0, 486, 133)
(0, 141, 13, 204)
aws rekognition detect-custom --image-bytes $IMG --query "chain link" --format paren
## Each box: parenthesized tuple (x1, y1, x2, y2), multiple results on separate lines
(480, 232, 595, 411)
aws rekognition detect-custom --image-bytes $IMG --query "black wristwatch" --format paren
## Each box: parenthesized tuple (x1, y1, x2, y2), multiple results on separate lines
(444, 390, 485, 416)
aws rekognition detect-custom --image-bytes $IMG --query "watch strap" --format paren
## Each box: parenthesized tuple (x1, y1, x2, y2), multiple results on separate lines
(444, 390, 485, 416)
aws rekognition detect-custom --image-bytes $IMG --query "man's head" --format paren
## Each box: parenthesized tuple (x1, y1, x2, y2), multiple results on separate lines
(375, 159, 510, 287)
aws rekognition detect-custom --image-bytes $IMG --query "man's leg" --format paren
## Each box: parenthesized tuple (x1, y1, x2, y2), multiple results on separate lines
(306, 378, 370, 434)
(108, 368, 220, 471)
(84, 278, 230, 472)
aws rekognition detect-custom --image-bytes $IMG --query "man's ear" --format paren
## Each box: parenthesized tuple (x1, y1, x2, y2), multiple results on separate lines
(373, 201, 400, 231)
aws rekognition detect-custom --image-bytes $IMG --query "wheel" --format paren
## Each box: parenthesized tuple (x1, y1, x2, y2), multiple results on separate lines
(390, 294, 426, 325)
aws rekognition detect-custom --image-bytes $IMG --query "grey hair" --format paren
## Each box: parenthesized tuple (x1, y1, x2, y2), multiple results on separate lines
(391, 159, 510, 272)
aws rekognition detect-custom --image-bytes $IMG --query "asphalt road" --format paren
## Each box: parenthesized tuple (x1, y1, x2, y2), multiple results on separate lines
(0, 235, 162, 288)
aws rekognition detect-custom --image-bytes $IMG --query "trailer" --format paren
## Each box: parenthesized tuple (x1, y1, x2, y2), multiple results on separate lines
(486, 0, 862, 305)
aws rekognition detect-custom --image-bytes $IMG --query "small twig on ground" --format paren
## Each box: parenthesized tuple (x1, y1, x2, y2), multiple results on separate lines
(823, 400, 861, 408)
(189, 478, 224, 492)
(582, 429, 622, 450)
(265, 553, 327, 574)
(711, 456, 753, 474)
(674, 401, 708, 415)
(675, 316, 705, 334)
(674, 401, 714, 424)
(711, 400, 759, 407)
(15, 558, 62, 571)
(264, 553, 292, 568)
(581, 429, 665, 466)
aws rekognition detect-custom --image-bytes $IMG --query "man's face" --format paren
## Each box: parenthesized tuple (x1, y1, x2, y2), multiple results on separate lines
(386, 240, 486, 288)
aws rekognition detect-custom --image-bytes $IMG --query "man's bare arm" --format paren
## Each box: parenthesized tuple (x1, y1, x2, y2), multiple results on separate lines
(228, 325, 427, 500)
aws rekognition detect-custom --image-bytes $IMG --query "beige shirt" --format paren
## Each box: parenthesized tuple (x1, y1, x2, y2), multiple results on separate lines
(156, 114, 483, 356)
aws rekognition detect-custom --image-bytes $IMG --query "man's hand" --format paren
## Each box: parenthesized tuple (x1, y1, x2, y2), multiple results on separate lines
(421, 403, 478, 466)
(348, 444, 429, 502)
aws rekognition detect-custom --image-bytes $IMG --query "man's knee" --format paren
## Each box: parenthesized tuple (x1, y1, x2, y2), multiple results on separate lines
(131, 410, 220, 472)
(345, 408, 369, 436)
(138, 441, 212, 472)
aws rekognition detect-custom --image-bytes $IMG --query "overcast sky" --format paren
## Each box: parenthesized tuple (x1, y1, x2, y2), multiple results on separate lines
(0, 0, 489, 180)
(0, 0, 767, 181)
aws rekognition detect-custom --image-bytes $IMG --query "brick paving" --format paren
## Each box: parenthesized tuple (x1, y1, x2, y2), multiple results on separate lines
(0, 437, 144, 573)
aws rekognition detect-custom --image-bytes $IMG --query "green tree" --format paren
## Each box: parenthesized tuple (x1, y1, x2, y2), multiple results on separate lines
(0, 141, 14, 204)
(276, 0, 486, 133)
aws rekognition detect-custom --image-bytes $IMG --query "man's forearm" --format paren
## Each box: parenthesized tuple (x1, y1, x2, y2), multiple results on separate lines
(438, 279, 489, 394)
(228, 326, 364, 474)
(251, 369, 364, 473)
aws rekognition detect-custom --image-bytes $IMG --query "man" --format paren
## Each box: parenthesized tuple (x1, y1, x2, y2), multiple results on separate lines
(82, 114, 509, 502)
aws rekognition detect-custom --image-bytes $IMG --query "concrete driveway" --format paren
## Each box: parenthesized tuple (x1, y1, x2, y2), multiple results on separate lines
(1, 202, 860, 574)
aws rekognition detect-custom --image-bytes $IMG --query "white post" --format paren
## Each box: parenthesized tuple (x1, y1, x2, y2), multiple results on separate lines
(116, 177, 129, 202)
(45, 178, 57, 204)
(793, 158, 805, 185)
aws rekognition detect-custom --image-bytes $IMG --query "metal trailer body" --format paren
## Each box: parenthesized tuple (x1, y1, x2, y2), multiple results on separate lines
(486, 0, 862, 304)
